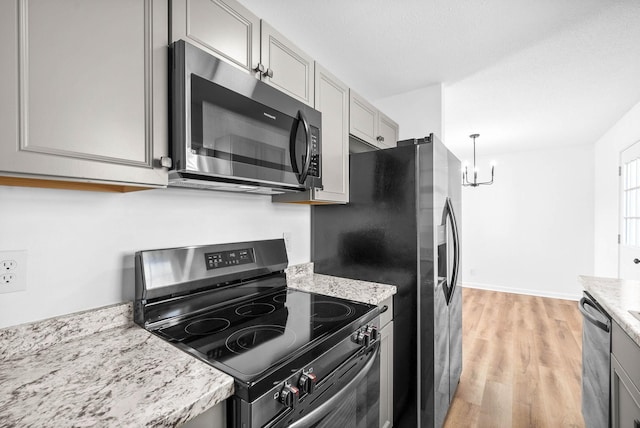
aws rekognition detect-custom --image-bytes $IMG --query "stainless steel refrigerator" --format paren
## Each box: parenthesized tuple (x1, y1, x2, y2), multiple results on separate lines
(311, 136, 462, 428)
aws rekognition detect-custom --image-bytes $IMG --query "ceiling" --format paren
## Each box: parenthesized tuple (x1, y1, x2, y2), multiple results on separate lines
(238, 0, 640, 158)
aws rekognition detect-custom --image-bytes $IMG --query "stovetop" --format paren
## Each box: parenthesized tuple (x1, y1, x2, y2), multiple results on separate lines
(154, 287, 376, 384)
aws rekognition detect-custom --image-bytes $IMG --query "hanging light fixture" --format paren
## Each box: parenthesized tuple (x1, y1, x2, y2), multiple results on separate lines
(462, 133, 495, 187)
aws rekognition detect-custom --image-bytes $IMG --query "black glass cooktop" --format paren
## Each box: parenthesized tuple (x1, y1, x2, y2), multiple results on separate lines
(156, 288, 375, 383)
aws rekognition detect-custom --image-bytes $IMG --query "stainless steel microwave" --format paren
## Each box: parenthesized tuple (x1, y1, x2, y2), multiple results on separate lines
(169, 40, 322, 194)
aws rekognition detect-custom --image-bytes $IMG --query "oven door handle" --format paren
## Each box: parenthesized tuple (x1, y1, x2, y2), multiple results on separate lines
(288, 343, 380, 428)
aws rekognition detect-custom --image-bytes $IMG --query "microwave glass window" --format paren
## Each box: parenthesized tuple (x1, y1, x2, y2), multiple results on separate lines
(190, 75, 299, 185)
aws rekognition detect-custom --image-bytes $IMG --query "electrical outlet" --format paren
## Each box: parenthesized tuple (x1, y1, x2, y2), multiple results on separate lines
(1, 273, 15, 284)
(2, 260, 17, 270)
(0, 250, 27, 293)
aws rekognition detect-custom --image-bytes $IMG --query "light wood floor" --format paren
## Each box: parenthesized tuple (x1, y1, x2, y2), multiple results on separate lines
(443, 287, 585, 428)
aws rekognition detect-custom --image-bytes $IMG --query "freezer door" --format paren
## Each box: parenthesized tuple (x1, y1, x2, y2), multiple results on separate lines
(427, 139, 463, 427)
(447, 148, 463, 404)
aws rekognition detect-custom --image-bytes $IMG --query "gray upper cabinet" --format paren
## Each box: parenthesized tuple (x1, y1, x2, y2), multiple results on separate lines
(349, 90, 399, 150)
(260, 21, 314, 107)
(170, 0, 260, 75)
(313, 64, 348, 203)
(171, 0, 314, 107)
(349, 90, 378, 146)
(0, 0, 169, 190)
(378, 111, 399, 149)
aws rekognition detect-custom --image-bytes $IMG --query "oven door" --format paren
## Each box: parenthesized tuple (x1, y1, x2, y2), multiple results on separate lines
(172, 40, 322, 191)
(268, 344, 380, 428)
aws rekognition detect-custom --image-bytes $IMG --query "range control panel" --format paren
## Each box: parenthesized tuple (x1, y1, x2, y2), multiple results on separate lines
(205, 248, 254, 270)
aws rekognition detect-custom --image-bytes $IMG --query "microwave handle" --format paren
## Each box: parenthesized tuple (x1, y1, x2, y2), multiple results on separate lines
(289, 110, 312, 185)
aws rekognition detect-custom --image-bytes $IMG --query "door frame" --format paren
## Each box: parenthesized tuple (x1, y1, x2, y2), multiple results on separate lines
(618, 139, 640, 278)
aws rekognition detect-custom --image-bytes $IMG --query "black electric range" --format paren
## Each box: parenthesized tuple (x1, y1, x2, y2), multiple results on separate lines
(134, 239, 380, 428)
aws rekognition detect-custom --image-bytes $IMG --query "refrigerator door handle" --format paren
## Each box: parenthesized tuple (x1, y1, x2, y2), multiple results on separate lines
(444, 197, 460, 304)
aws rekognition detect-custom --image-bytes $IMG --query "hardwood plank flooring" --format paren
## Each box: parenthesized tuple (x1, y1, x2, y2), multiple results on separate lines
(443, 287, 585, 428)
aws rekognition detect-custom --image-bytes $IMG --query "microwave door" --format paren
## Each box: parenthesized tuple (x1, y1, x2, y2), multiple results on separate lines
(188, 75, 302, 188)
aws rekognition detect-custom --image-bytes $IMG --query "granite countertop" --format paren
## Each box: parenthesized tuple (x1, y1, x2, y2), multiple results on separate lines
(286, 263, 397, 305)
(0, 263, 396, 427)
(580, 275, 640, 346)
(0, 303, 234, 427)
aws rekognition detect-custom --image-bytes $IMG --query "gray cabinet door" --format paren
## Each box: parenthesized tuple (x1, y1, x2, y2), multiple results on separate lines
(260, 21, 314, 107)
(171, 0, 260, 75)
(378, 111, 399, 149)
(380, 320, 394, 428)
(0, 0, 168, 188)
(313, 63, 349, 203)
(349, 90, 399, 150)
(349, 90, 378, 146)
(611, 323, 640, 428)
(611, 354, 640, 428)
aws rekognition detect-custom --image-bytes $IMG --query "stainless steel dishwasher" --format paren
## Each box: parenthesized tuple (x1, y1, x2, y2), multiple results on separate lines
(579, 291, 612, 428)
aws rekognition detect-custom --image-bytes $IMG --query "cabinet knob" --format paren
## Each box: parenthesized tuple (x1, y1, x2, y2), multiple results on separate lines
(376, 136, 384, 142)
(263, 68, 274, 78)
(159, 157, 172, 168)
(254, 63, 265, 74)
(634, 258, 640, 264)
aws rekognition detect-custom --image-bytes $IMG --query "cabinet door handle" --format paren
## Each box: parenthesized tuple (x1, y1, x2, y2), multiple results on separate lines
(634, 258, 640, 264)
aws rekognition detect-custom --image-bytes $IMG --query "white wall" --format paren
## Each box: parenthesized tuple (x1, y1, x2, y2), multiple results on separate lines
(0, 186, 310, 328)
(374, 84, 444, 142)
(461, 144, 594, 300)
(593, 101, 640, 276)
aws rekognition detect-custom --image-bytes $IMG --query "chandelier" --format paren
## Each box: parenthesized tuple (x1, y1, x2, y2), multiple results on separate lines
(462, 134, 495, 187)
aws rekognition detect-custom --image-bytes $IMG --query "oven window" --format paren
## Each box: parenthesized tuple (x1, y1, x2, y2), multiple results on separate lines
(307, 365, 380, 428)
(190, 74, 304, 186)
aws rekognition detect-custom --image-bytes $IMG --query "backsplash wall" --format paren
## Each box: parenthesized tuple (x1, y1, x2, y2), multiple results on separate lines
(0, 185, 310, 328)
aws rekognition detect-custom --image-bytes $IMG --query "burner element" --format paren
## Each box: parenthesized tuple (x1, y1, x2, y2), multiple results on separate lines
(185, 318, 231, 335)
(225, 325, 297, 355)
(312, 301, 355, 322)
(272, 291, 288, 303)
(235, 302, 276, 317)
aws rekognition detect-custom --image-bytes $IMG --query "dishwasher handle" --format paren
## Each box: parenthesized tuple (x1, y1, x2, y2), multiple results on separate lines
(579, 297, 610, 333)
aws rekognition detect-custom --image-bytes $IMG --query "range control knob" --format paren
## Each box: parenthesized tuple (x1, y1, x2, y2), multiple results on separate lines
(367, 325, 378, 341)
(279, 384, 299, 408)
(361, 330, 371, 347)
(353, 330, 370, 346)
(299, 372, 317, 394)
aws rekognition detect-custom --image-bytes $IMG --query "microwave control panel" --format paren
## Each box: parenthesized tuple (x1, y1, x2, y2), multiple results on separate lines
(308, 128, 320, 177)
(205, 248, 255, 270)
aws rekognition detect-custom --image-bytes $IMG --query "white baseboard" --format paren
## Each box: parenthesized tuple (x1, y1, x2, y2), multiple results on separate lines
(461, 281, 581, 301)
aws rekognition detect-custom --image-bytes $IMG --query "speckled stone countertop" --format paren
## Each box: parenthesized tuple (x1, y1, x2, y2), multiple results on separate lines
(0, 264, 395, 427)
(0, 303, 234, 427)
(286, 262, 397, 305)
(580, 275, 640, 346)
